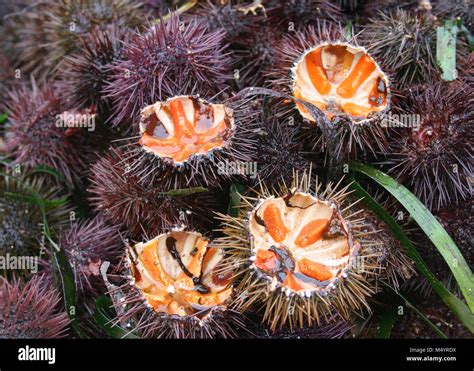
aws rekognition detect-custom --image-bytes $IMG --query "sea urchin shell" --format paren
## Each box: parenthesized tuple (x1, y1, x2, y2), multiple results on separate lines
(291, 42, 389, 123)
(268, 23, 391, 159)
(118, 93, 261, 189)
(138, 95, 235, 165)
(215, 171, 384, 330)
(110, 228, 244, 338)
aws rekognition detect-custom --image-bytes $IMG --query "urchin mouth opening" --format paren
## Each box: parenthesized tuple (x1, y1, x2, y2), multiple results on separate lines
(127, 230, 232, 322)
(248, 191, 357, 297)
(292, 42, 389, 124)
(138, 95, 235, 166)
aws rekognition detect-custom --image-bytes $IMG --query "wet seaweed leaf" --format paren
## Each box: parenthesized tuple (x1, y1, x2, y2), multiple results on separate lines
(436, 20, 460, 81)
(348, 166, 474, 332)
(4, 191, 68, 208)
(52, 248, 88, 338)
(30, 164, 66, 183)
(95, 296, 139, 339)
(228, 183, 245, 218)
(459, 24, 474, 51)
(377, 307, 398, 339)
(158, 187, 209, 197)
(0, 113, 8, 124)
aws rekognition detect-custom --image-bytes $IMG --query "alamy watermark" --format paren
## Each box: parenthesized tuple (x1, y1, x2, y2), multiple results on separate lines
(217, 160, 258, 179)
(380, 112, 421, 128)
(0, 253, 38, 273)
(55, 110, 96, 132)
(18, 345, 55, 365)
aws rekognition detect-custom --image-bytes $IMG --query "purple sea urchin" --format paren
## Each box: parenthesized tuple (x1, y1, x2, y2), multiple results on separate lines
(435, 199, 473, 265)
(88, 147, 221, 239)
(231, 22, 283, 87)
(110, 228, 245, 338)
(58, 25, 129, 114)
(0, 1, 49, 75)
(361, 0, 418, 16)
(387, 81, 473, 210)
(0, 274, 70, 338)
(186, 0, 269, 87)
(3, 0, 143, 77)
(104, 14, 232, 128)
(215, 171, 387, 331)
(356, 206, 415, 290)
(266, 0, 343, 29)
(459, 51, 474, 88)
(251, 113, 315, 185)
(186, 0, 257, 41)
(59, 214, 123, 296)
(432, 0, 473, 28)
(0, 0, 31, 23)
(2, 81, 92, 188)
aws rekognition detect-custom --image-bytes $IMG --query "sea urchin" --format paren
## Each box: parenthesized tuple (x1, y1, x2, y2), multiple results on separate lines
(0, 274, 70, 338)
(215, 171, 385, 331)
(110, 228, 244, 338)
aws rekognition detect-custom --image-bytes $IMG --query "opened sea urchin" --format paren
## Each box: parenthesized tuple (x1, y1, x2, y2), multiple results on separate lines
(268, 22, 391, 159)
(111, 228, 244, 338)
(215, 171, 388, 331)
(118, 93, 260, 189)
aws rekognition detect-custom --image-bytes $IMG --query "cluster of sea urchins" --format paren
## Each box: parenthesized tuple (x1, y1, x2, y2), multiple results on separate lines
(0, 0, 471, 340)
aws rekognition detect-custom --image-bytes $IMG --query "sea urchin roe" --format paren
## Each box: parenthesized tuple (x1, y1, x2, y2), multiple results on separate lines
(139, 96, 234, 164)
(249, 192, 355, 294)
(292, 43, 389, 122)
(127, 231, 232, 319)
